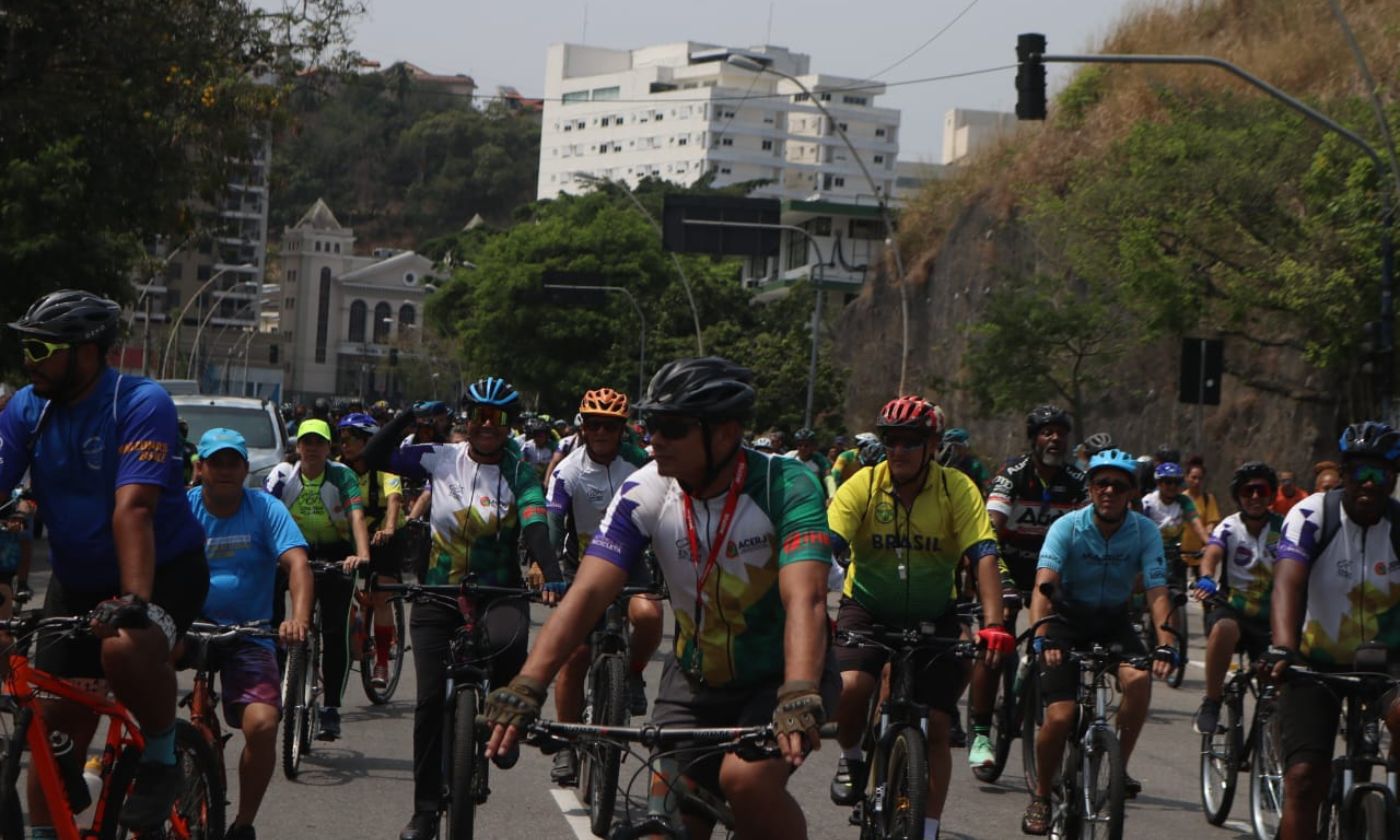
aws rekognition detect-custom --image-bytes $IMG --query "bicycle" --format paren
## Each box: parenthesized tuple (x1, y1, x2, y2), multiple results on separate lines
(372, 577, 540, 840)
(281, 558, 351, 780)
(968, 589, 1032, 785)
(0, 613, 216, 840)
(525, 718, 837, 839)
(352, 566, 407, 705)
(834, 623, 980, 840)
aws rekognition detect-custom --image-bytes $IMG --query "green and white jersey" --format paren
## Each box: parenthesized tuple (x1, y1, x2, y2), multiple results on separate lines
(1206, 511, 1282, 620)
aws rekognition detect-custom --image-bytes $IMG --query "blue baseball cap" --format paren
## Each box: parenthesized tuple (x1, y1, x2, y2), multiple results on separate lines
(197, 428, 248, 461)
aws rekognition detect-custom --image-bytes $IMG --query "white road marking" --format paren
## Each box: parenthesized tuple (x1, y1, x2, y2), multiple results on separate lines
(550, 788, 595, 840)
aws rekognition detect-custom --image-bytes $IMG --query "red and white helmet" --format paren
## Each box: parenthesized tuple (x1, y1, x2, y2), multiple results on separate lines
(876, 395, 945, 435)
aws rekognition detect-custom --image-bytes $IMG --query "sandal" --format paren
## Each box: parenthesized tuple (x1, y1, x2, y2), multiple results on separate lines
(1021, 796, 1051, 835)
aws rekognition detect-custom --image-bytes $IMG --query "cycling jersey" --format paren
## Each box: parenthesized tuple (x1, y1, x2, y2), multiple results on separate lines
(382, 442, 547, 586)
(827, 460, 998, 626)
(1206, 512, 1282, 620)
(349, 465, 403, 532)
(1037, 506, 1168, 611)
(1141, 490, 1200, 544)
(188, 487, 307, 649)
(556, 433, 580, 459)
(1277, 491, 1400, 665)
(986, 456, 1086, 570)
(0, 369, 205, 590)
(520, 438, 554, 477)
(783, 449, 836, 498)
(830, 448, 861, 487)
(547, 446, 644, 559)
(588, 449, 829, 688)
(265, 461, 364, 545)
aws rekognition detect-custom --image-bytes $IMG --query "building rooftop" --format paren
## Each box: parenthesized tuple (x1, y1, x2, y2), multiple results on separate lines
(293, 198, 345, 232)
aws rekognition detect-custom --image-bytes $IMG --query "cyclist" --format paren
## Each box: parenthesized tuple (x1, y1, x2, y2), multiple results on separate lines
(1141, 461, 1211, 592)
(1190, 461, 1280, 736)
(520, 416, 556, 479)
(338, 411, 405, 688)
(937, 427, 991, 491)
(1022, 448, 1177, 835)
(0, 289, 211, 831)
(363, 376, 562, 840)
(1181, 457, 1223, 577)
(1268, 421, 1400, 840)
(264, 417, 372, 741)
(784, 427, 837, 501)
(544, 387, 662, 785)
(0, 489, 34, 621)
(483, 357, 833, 840)
(825, 395, 1008, 840)
(969, 405, 1085, 771)
(186, 428, 313, 840)
(831, 432, 879, 488)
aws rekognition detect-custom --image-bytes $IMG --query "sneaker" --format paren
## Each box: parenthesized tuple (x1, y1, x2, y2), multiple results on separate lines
(1193, 697, 1222, 735)
(1124, 773, 1142, 799)
(626, 672, 648, 717)
(968, 734, 996, 768)
(551, 747, 579, 787)
(399, 811, 438, 840)
(317, 707, 341, 741)
(118, 761, 184, 829)
(830, 755, 866, 806)
(373, 662, 390, 688)
(225, 824, 257, 840)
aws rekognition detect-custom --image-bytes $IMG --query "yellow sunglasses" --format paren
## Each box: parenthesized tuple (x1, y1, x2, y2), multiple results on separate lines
(21, 338, 71, 364)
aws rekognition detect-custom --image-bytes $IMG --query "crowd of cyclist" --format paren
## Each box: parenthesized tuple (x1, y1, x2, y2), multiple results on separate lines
(2, 287, 1398, 840)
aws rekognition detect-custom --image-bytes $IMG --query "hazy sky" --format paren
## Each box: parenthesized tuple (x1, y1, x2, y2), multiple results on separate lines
(348, 0, 1154, 160)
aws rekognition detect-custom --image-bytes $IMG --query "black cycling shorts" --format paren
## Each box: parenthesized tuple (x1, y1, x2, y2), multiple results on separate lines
(1202, 603, 1270, 660)
(36, 550, 210, 680)
(1036, 609, 1146, 705)
(1277, 674, 1398, 769)
(833, 598, 967, 717)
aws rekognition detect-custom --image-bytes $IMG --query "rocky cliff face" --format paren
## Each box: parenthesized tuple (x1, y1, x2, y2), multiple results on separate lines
(832, 194, 1348, 486)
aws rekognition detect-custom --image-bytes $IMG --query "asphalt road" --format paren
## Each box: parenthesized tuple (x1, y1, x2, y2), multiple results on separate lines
(20, 543, 1264, 840)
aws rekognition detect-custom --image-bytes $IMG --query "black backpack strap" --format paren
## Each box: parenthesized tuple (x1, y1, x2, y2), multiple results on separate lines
(1315, 488, 1344, 558)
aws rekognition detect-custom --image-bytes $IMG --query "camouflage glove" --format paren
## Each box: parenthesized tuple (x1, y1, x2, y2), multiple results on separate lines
(482, 675, 549, 730)
(773, 679, 824, 738)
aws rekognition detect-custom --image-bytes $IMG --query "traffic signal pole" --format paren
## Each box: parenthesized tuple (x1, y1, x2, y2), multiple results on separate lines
(1017, 34, 1399, 420)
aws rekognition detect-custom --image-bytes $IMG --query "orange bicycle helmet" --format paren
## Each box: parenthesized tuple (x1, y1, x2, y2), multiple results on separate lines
(579, 387, 629, 419)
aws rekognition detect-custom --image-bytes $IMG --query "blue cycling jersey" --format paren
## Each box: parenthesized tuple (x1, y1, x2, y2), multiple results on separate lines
(0, 369, 205, 591)
(1037, 506, 1167, 611)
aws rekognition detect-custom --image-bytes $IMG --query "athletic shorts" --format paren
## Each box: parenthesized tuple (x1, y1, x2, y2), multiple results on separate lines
(651, 653, 840, 798)
(209, 638, 282, 727)
(36, 550, 209, 680)
(1202, 603, 1271, 661)
(1036, 609, 1146, 705)
(1277, 673, 1399, 769)
(833, 598, 967, 717)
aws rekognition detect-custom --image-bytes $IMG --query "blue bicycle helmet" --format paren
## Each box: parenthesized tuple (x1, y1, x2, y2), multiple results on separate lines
(1154, 462, 1185, 480)
(1087, 448, 1137, 480)
(466, 376, 520, 407)
(337, 412, 379, 436)
(943, 427, 970, 445)
(1339, 421, 1400, 463)
(858, 438, 887, 467)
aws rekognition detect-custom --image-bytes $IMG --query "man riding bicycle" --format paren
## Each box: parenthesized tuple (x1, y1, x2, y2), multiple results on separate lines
(483, 357, 834, 840)
(265, 418, 372, 742)
(1190, 461, 1281, 737)
(1268, 421, 1400, 840)
(1022, 448, 1177, 835)
(784, 427, 837, 502)
(825, 395, 1008, 840)
(0, 289, 211, 832)
(186, 428, 313, 840)
(969, 405, 1085, 772)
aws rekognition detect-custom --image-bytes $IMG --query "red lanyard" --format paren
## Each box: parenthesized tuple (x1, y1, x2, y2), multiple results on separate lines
(680, 454, 748, 626)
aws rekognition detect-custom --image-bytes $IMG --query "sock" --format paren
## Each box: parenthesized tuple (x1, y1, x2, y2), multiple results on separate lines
(141, 723, 176, 766)
(924, 817, 940, 839)
(31, 828, 58, 839)
(971, 714, 992, 737)
(374, 625, 394, 667)
(842, 744, 863, 761)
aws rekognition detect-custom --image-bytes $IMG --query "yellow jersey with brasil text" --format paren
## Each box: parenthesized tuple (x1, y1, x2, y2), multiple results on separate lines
(829, 460, 999, 625)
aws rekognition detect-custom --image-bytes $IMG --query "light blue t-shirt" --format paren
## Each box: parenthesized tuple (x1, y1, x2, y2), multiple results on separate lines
(1037, 505, 1167, 611)
(187, 487, 307, 647)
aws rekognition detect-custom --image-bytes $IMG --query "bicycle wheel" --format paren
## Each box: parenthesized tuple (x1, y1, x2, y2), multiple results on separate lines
(585, 655, 627, 838)
(97, 746, 144, 840)
(446, 686, 480, 840)
(281, 642, 309, 780)
(304, 605, 323, 755)
(0, 733, 25, 840)
(1021, 672, 1041, 795)
(883, 727, 929, 840)
(1249, 702, 1283, 840)
(1200, 692, 1243, 824)
(1343, 789, 1395, 840)
(1082, 726, 1126, 840)
(1050, 741, 1080, 840)
(975, 655, 1019, 784)
(1166, 603, 1188, 689)
(361, 595, 407, 705)
(117, 721, 226, 840)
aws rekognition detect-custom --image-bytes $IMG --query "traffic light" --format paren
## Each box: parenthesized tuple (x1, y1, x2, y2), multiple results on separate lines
(1016, 33, 1047, 120)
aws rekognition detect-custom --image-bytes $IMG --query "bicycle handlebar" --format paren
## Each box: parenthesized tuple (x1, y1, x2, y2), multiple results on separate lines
(184, 621, 279, 641)
(834, 627, 980, 659)
(523, 719, 840, 757)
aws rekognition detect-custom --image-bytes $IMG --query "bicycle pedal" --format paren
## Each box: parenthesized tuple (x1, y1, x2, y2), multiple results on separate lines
(848, 800, 864, 826)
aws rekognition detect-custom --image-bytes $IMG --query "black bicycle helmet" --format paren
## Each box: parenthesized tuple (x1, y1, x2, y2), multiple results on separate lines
(1339, 421, 1400, 463)
(1026, 404, 1072, 439)
(523, 417, 549, 435)
(793, 427, 818, 443)
(466, 377, 519, 408)
(1082, 431, 1114, 455)
(9, 289, 121, 347)
(636, 357, 755, 421)
(1229, 461, 1279, 500)
(1155, 443, 1181, 464)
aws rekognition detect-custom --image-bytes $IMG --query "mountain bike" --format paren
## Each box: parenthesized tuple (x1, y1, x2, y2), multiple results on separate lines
(353, 567, 407, 705)
(1248, 684, 1284, 840)
(282, 558, 350, 780)
(834, 623, 980, 840)
(970, 589, 1032, 785)
(0, 613, 215, 840)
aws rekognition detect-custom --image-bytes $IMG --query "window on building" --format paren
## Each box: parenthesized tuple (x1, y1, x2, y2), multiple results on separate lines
(820, 93, 832, 101)
(785, 227, 809, 270)
(285, 297, 294, 310)
(842, 95, 868, 106)
(563, 123, 572, 132)
(875, 127, 887, 137)
(591, 86, 620, 101)
(677, 137, 687, 146)
(761, 139, 773, 151)
(562, 90, 590, 105)
(197, 265, 211, 282)
(793, 93, 809, 102)
(850, 219, 883, 240)
(807, 217, 833, 236)
(655, 112, 663, 121)
(576, 120, 585, 130)
(269, 345, 279, 364)
(720, 137, 733, 146)
(837, 121, 848, 132)
(333, 242, 340, 253)
(601, 117, 610, 127)
(719, 166, 732, 174)
(372, 302, 391, 344)
(399, 304, 415, 327)
(348, 299, 367, 342)
(599, 145, 608, 154)
(314, 268, 331, 363)
(314, 241, 322, 252)
(166, 290, 181, 312)
(873, 154, 885, 164)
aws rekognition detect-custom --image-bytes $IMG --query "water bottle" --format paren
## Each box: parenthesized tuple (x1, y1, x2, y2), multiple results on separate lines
(1013, 653, 1031, 696)
(76, 756, 103, 820)
(48, 731, 92, 813)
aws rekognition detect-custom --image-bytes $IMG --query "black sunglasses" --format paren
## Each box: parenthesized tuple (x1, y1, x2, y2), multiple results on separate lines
(646, 415, 702, 440)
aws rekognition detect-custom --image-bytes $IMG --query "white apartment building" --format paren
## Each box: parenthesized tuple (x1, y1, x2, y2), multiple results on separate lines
(537, 42, 900, 204)
(941, 108, 1019, 165)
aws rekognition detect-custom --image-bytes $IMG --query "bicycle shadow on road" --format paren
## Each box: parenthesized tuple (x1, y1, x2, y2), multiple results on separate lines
(284, 745, 414, 787)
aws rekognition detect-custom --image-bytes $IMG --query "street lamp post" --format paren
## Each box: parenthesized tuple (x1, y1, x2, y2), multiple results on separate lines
(569, 171, 705, 355)
(188, 280, 259, 380)
(544, 283, 648, 399)
(726, 54, 911, 394)
(158, 264, 255, 380)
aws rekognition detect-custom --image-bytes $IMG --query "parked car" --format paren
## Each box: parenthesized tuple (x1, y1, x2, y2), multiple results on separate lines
(171, 395, 287, 488)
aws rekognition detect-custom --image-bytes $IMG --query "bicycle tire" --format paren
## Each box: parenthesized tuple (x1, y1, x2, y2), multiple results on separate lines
(1083, 726, 1126, 840)
(586, 654, 627, 838)
(1349, 789, 1394, 840)
(0, 730, 26, 840)
(1021, 673, 1041, 796)
(115, 720, 225, 840)
(1200, 690, 1243, 824)
(447, 686, 480, 840)
(96, 745, 143, 840)
(281, 642, 309, 780)
(1249, 703, 1284, 840)
(883, 727, 928, 840)
(361, 595, 407, 705)
(1166, 603, 1188, 689)
(305, 603, 323, 756)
